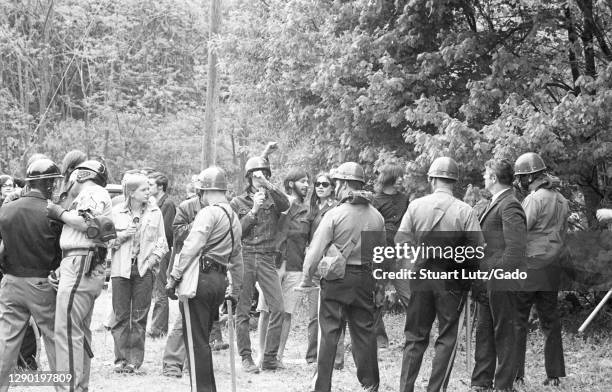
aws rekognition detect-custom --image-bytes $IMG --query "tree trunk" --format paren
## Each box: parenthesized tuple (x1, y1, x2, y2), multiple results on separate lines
(201, 0, 221, 169)
(565, 6, 581, 95)
(580, 0, 596, 79)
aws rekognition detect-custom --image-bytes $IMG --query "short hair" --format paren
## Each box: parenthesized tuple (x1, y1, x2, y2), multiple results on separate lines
(376, 164, 404, 188)
(283, 168, 309, 193)
(485, 159, 514, 186)
(149, 172, 169, 192)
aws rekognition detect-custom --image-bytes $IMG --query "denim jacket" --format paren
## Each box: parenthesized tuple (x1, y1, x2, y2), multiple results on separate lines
(111, 200, 169, 278)
(230, 185, 290, 253)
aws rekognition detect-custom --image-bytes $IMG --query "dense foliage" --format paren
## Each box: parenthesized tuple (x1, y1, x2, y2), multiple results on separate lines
(1, 0, 612, 220)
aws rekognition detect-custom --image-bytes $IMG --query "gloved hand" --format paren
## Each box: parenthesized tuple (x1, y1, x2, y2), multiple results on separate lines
(47, 201, 67, 221)
(48, 270, 60, 291)
(166, 275, 180, 300)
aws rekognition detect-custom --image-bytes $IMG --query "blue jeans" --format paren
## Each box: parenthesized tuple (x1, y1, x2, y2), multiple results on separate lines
(235, 252, 284, 360)
(111, 263, 154, 368)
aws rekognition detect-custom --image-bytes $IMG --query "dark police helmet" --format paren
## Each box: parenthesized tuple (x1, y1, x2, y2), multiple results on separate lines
(25, 159, 64, 181)
(75, 160, 109, 187)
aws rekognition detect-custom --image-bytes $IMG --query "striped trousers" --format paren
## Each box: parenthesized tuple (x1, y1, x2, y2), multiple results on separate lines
(55, 256, 105, 392)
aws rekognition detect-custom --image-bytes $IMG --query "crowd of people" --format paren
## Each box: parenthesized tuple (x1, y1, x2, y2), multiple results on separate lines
(0, 147, 609, 392)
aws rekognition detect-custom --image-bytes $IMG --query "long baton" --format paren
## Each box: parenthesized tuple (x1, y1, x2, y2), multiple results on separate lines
(183, 299, 197, 392)
(465, 295, 472, 372)
(578, 289, 612, 333)
(227, 300, 237, 392)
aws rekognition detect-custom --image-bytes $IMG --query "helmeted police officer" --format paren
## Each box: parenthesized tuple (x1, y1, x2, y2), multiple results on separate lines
(47, 160, 113, 392)
(166, 167, 243, 392)
(513, 152, 569, 387)
(395, 157, 484, 392)
(0, 159, 64, 392)
(300, 162, 385, 392)
(230, 154, 290, 372)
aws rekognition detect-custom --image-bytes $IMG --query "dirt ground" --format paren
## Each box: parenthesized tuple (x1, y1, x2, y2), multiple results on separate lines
(11, 285, 612, 391)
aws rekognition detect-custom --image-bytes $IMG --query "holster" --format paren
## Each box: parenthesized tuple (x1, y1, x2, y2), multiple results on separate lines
(85, 248, 107, 276)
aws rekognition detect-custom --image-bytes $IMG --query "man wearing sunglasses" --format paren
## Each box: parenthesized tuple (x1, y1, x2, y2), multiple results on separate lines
(230, 152, 289, 373)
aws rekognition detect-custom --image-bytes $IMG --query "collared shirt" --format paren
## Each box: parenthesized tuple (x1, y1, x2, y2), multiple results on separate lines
(303, 197, 385, 279)
(395, 188, 484, 267)
(59, 184, 112, 251)
(171, 203, 244, 297)
(111, 200, 169, 278)
(230, 185, 290, 253)
(490, 188, 510, 205)
(0, 190, 62, 277)
(309, 199, 336, 242)
(522, 187, 569, 263)
(278, 198, 310, 272)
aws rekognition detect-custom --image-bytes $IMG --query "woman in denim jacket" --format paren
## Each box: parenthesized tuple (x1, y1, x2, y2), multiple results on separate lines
(110, 173, 168, 373)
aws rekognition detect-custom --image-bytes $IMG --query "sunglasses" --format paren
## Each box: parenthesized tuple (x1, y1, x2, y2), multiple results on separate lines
(315, 182, 330, 188)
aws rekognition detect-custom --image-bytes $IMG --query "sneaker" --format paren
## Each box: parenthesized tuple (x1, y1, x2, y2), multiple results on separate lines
(162, 366, 183, 378)
(211, 340, 229, 351)
(261, 358, 285, 371)
(242, 356, 260, 373)
(113, 362, 126, 373)
(123, 364, 136, 374)
(543, 377, 560, 386)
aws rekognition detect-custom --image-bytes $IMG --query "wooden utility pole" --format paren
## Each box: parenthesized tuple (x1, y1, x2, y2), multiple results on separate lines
(201, 0, 221, 169)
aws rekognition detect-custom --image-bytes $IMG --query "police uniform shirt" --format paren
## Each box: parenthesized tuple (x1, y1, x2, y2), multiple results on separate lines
(303, 197, 385, 278)
(59, 184, 112, 251)
(522, 187, 569, 262)
(396, 188, 484, 255)
(0, 189, 62, 277)
(171, 203, 244, 297)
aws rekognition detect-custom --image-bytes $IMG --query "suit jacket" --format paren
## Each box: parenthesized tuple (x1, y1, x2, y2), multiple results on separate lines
(479, 188, 527, 290)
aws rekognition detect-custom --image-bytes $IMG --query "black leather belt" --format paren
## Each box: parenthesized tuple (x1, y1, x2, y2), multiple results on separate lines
(202, 260, 227, 274)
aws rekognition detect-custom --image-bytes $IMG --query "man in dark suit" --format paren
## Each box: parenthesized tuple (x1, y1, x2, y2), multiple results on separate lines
(471, 159, 526, 392)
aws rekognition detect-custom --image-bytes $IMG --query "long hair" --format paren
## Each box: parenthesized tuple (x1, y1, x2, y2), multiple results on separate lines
(309, 172, 334, 216)
(375, 164, 404, 193)
(122, 173, 149, 210)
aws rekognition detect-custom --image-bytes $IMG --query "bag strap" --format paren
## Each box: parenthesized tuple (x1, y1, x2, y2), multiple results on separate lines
(213, 204, 235, 256)
(199, 205, 235, 259)
(339, 237, 358, 260)
(429, 197, 455, 232)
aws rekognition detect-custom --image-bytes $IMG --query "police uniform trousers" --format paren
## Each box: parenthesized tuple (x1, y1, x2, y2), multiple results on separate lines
(471, 291, 518, 390)
(400, 278, 465, 392)
(181, 268, 226, 392)
(514, 265, 565, 379)
(55, 256, 105, 392)
(315, 266, 379, 392)
(0, 275, 57, 392)
(163, 316, 223, 374)
(236, 252, 284, 361)
(306, 283, 345, 367)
